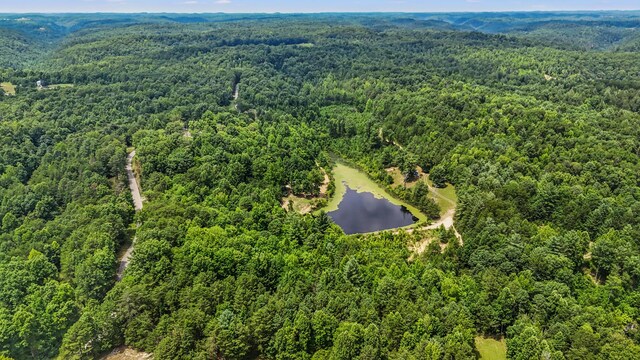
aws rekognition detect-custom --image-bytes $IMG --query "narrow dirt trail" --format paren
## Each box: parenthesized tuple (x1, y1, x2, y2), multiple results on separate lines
(400, 208, 461, 239)
(233, 83, 240, 111)
(126, 150, 143, 211)
(406, 208, 462, 255)
(116, 150, 143, 280)
(429, 185, 456, 208)
(378, 127, 404, 150)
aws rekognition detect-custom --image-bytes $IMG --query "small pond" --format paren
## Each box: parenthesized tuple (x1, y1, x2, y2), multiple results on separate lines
(319, 162, 425, 234)
(327, 185, 418, 234)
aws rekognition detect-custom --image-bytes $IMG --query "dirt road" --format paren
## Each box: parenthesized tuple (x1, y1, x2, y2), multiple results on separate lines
(406, 208, 463, 256)
(233, 83, 240, 111)
(403, 208, 461, 238)
(116, 150, 143, 280)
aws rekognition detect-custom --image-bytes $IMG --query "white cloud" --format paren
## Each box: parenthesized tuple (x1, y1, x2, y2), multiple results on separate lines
(216, 0, 231, 4)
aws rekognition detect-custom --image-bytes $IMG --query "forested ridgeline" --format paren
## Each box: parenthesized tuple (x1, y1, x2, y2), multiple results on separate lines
(1, 13, 640, 360)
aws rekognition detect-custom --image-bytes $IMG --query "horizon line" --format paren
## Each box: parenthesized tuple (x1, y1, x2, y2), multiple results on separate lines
(2, 9, 640, 15)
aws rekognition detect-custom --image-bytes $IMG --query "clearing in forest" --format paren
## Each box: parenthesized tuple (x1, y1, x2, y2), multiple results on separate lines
(38, 83, 75, 90)
(386, 166, 458, 217)
(393, 166, 461, 255)
(386, 166, 425, 189)
(321, 162, 427, 223)
(281, 166, 330, 214)
(1, 82, 16, 95)
(101, 346, 152, 360)
(48, 83, 74, 89)
(475, 336, 507, 360)
(425, 175, 457, 216)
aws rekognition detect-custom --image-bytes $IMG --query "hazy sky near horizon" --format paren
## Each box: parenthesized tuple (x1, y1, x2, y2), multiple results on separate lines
(1, 0, 639, 13)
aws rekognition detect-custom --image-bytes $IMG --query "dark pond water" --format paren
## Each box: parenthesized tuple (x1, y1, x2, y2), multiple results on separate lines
(327, 186, 417, 234)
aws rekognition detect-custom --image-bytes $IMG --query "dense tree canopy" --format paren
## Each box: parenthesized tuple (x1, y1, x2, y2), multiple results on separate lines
(1, 11, 640, 360)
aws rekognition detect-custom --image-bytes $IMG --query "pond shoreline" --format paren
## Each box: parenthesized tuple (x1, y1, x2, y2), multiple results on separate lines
(326, 184, 419, 234)
(317, 161, 428, 232)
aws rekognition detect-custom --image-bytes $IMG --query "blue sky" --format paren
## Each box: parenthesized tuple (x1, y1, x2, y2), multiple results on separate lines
(2, 0, 639, 13)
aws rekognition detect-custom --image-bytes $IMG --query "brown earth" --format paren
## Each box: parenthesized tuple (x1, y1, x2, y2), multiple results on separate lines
(101, 346, 152, 360)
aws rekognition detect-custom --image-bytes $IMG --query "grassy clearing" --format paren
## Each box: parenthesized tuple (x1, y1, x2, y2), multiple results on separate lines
(387, 166, 457, 217)
(1, 82, 16, 95)
(475, 336, 507, 360)
(320, 162, 427, 223)
(282, 166, 330, 215)
(282, 195, 318, 214)
(47, 83, 74, 89)
(101, 346, 152, 360)
(387, 166, 425, 189)
(388, 167, 405, 187)
(297, 43, 315, 48)
(427, 178, 457, 215)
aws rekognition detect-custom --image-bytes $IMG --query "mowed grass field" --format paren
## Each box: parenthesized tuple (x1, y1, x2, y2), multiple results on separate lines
(475, 336, 507, 360)
(426, 175, 457, 216)
(1, 82, 16, 95)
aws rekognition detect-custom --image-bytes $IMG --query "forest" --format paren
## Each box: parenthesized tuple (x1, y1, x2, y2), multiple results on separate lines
(1, 11, 640, 360)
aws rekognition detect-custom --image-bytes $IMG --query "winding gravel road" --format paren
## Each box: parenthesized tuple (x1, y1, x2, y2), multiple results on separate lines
(116, 150, 143, 280)
(126, 150, 143, 211)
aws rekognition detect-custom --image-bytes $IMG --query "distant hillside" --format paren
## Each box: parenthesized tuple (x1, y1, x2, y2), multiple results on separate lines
(421, 11, 640, 50)
(0, 15, 76, 67)
(2, 11, 640, 67)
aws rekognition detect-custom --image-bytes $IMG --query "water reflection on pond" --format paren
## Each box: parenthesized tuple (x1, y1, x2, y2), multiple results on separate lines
(327, 185, 417, 234)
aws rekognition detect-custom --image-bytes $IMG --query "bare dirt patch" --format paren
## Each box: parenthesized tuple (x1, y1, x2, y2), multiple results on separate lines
(406, 208, 461, 240)
(101, 346, 152, 360)
(408, 231, 442, 259)
(405, 208, 462, 259)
